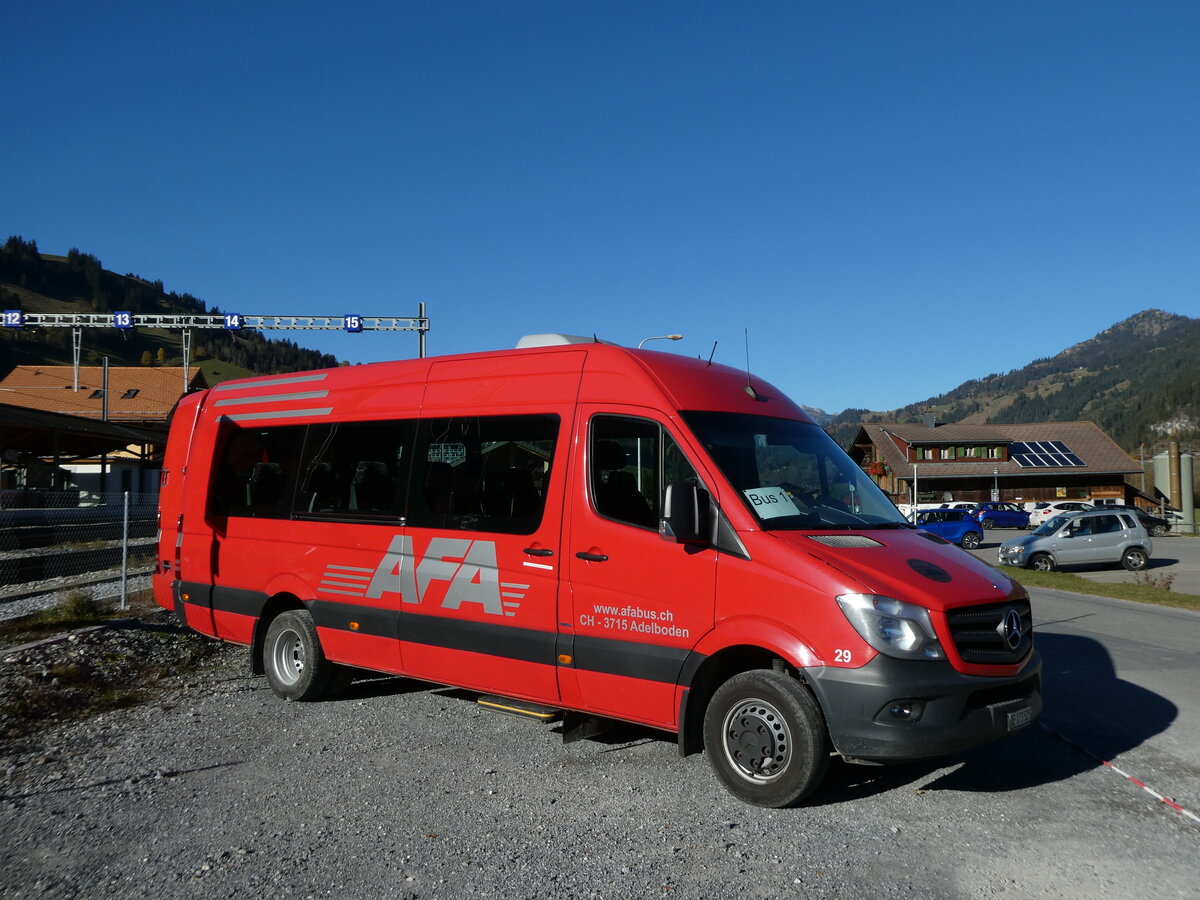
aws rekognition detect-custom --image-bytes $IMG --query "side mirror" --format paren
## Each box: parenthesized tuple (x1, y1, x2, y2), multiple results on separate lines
(660, 482, 710, 544)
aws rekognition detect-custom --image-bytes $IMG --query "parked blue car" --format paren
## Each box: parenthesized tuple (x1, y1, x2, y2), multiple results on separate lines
(915, 508, 985, 549)
(970, 502, 1031, 530)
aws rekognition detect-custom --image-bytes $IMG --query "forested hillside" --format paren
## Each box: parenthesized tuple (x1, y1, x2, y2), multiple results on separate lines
(0, 236, 338, 376)
(825, 308, 1198, 452)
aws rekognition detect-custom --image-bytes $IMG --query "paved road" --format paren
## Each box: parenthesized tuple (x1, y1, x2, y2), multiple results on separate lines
(1028, 585, 1200, 815)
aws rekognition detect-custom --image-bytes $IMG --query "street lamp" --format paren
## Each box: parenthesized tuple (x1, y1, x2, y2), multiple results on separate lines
(993, 467, 999, 502)
(638, 334, 683, 348)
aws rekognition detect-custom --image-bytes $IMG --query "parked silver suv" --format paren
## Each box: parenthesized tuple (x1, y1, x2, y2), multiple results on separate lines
(998, 509, 1152, 572)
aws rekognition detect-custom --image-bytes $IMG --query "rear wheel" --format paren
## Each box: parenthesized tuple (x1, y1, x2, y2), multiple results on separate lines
(264, 609, 335, 701)
(1149, 525, 1166, 537)
(981, 518, 996, 530)
(703, 669, 830, 808)
(1030, 553, 1054, 572)
(1121, 548, 1148, 571)
(961, 532, 981, 550)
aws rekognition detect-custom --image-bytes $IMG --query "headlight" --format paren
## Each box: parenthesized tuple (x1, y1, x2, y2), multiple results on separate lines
(836, 594, 944, 660)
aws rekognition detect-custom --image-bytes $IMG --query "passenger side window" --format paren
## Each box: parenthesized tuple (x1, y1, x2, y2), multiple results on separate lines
(590, 415, 699, 530)
(408, 414, 559, 535)
(294, 420, 413, 519)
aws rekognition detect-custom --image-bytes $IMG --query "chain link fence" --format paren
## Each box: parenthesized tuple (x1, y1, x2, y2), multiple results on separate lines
(0, 491, 157, 610)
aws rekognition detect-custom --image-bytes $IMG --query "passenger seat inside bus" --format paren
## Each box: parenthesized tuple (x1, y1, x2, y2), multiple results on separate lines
(350, 460, 394, 512)
(593, 440, 655, 526)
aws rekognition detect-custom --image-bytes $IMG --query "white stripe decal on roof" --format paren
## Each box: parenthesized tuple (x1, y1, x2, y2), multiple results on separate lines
(214, 390, 329, 407)
(213, 373, 329, 391)
(225, 408, 333, 421)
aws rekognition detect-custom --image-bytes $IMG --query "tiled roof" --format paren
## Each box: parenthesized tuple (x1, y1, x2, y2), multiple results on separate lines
(854, 421, 1140, 477)
(0, 366, 205, 423)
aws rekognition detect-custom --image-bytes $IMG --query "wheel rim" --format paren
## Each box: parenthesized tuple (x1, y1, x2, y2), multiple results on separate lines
(1126, 551, 1146, 570)
(963, 534, 979, 549)
(271, 627, 306, 685)
(982, 519, 994, 530)
(1032, 556, 1052, 571)
(721, 697, 791, 784)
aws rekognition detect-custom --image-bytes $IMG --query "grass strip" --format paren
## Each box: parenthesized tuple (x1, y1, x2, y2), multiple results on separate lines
(999, 566, 1200, 612)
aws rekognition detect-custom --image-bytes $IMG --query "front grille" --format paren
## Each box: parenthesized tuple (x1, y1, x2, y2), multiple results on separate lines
(945, 598, 1033, 665)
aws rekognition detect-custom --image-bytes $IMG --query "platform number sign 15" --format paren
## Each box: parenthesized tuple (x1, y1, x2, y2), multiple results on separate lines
(343, 314, 363, 333)
(113, 311, 133, 328)
(223, 314, 243, 330)
(3, 310, 24, 328)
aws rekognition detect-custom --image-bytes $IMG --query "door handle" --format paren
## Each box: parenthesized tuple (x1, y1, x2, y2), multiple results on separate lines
(575, 551, 609, 562)
(523, 547, 554, 557)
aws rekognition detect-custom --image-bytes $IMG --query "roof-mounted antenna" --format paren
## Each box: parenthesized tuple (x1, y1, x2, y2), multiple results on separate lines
(706, 341, 718, 366)
(743, 329, 758, 400)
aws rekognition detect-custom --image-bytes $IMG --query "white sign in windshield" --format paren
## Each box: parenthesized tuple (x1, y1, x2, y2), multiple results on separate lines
(743, 486, 801, 519)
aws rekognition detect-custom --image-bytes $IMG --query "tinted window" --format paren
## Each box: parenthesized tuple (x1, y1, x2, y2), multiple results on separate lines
(211, 424, 306, 519)
(408, 414, 559, 535)
(590, 415, 699, 530)
(294, 420, 413, 519)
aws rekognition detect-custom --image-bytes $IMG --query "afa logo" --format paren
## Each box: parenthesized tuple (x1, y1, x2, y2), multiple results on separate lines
(319, 535, 528, 617)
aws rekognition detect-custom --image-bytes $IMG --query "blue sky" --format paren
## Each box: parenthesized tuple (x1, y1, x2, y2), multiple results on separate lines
(4, 2, 1197, 414)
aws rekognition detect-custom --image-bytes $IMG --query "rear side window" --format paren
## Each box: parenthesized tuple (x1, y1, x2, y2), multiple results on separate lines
(1118, 513, 1137, 530)
(211, 424, 306, 519)
(408, 414, 559, 535)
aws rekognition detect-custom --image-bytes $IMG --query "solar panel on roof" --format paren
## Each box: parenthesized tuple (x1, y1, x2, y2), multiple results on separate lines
(1009, 440, 1085, 468)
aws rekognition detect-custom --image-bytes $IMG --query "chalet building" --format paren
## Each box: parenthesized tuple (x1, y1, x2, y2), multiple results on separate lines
(0, 366, 205, 497)
(848, 420, 1144, 508)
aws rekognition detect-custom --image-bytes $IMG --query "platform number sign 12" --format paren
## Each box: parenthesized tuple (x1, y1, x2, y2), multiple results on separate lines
(3, 310, 24, 328)
(343, 314, 363, 333)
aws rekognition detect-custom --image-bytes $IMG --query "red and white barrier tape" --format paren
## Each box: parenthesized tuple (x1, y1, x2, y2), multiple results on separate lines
(1040, 721, 1200, 826)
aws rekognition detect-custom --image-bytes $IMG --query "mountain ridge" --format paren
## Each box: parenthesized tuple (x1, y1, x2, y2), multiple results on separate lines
(819, 308, 1198, 452)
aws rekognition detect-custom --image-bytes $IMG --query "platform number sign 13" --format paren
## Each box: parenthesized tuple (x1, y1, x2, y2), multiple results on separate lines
(343, 314, 363, 333)
(113, 311, 133, 328)
(3, 310, 24, 328)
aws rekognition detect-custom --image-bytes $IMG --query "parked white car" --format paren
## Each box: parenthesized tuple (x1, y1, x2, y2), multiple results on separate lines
(1028, 501, 1094, 527)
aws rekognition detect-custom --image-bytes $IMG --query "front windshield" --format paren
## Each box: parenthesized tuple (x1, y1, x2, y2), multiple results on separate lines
(682, 411, 909, 530)
(1033, 514, 1073, 536)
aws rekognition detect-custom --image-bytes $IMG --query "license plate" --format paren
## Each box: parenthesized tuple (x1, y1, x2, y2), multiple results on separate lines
(1007, 706, 1033, 731)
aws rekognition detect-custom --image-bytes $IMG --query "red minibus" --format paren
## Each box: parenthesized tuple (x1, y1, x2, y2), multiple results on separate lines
(154, 335, 1041, 807)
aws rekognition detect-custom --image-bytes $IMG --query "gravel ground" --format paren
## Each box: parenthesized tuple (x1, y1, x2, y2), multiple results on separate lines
(1, 613, 1196, 899)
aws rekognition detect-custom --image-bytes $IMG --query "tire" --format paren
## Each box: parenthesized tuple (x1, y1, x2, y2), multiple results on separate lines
(1030, 553, 1054, 572)
(264, 609, 336, 701)
(1150, 525, 1166, 537)
(702, 670, 830, 808)
(1121, 548, 1148, 572)
(961, 532, 981, 550)
(981, 518, 996, 530)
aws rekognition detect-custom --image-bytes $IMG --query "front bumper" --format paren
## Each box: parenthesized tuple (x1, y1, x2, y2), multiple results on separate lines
(805, 650, 1042, 762)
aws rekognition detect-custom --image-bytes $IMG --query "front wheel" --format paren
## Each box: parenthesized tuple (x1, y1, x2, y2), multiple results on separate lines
(264, 609, 336, 701)
(1121, 548, 1149, 571)
(702, 669, 830, 808)
(961, 532, 981, 550)
(1030, 553, 1054, 572)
